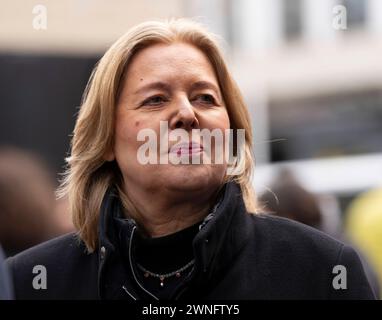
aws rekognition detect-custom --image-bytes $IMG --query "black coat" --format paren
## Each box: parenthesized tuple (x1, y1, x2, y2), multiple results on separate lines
(0, 245, 13, 300)
(6, 182, 375, 300)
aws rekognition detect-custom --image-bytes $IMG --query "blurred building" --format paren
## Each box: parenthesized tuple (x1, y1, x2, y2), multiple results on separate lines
(224, 0, 382, 215)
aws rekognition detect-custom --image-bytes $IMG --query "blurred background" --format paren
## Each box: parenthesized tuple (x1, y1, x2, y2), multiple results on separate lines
(0, 0, 381, 297)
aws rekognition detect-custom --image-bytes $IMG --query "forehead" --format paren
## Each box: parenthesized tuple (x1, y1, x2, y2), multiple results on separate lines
(124, 42, 218, 85)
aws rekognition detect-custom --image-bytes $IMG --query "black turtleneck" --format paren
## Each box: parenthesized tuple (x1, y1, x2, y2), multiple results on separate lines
(114, 217, 202, 299)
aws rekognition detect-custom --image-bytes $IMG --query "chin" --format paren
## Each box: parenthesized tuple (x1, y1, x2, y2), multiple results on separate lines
(164, 165, 225, 192)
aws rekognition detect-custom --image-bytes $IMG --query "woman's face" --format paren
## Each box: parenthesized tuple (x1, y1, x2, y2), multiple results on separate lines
(112, 42, 230, 196)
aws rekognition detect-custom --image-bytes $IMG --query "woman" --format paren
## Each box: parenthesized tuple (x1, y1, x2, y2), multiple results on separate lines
(6, 19, 375, 300)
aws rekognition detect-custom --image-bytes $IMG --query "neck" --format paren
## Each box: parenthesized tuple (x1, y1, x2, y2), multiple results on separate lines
(122, 186, 220, 237)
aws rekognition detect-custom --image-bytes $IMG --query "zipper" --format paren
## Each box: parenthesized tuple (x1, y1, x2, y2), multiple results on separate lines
(128, 226, 159, 301)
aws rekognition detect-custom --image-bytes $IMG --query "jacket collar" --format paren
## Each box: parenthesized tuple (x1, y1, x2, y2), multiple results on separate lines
(189, 181, 252, 293)
(97, 180, 252, 299)
(97, 188, 139, 299)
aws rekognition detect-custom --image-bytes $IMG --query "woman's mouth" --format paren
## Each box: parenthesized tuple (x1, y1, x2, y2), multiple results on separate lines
(169, 142, 203, 156)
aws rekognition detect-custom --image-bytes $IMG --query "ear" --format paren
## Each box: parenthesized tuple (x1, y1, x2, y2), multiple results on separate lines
(104, 148, 115, 162)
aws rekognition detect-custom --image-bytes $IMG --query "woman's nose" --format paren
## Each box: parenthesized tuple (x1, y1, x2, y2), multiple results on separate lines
(170, 97, 199, 130)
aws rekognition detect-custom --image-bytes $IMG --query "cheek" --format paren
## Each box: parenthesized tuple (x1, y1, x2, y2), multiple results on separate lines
(114, 114, 161, 168)
(114, 117, 142, 155)
(221, 111, 231, 130)
(205, 109, 231, 131)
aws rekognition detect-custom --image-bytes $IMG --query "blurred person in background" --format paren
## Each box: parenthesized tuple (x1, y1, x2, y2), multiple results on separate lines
(0, 147, 74, 257)
(0, 245, 13, 300)
(345, 188, 382, 299)
(6, 19, 375, 300)
(259, 168, 322, 229)
(260, 168, 380, 298)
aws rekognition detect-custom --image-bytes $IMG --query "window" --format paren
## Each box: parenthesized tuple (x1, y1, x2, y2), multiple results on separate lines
(282, 0, 303, 41)
(341, 0, 367, 30)
(269, 90, 382, 162)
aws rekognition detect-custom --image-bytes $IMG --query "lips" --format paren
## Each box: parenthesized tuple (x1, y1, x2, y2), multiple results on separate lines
(169, 141, 203, 156)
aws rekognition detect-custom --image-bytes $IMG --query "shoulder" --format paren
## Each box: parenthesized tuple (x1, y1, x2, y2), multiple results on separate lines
(7, 233, 88, 269)
(6, 233, 98, 299)
(246, 214, 345, 277)
(246, 214, 375, 299)
(250, 213, 344, 256)
(0, 246, 13, 299)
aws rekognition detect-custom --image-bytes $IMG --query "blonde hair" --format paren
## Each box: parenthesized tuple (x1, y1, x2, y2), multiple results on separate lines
(58, 18, 258, 252)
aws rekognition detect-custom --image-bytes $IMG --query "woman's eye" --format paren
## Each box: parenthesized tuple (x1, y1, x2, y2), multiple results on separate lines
(142, 96, 167, 106)
(194, 94, 216, 105)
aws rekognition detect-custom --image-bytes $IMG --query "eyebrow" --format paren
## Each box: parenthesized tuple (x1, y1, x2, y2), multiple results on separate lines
(133, 80, 221, 97)
(190, 81, 221, 97)
(133, 82, 171, 95)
